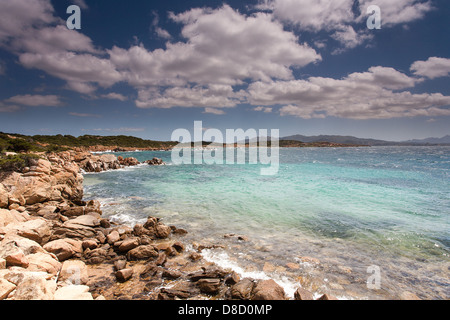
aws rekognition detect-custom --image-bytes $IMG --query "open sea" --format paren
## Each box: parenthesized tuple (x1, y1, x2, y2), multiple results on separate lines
(83, 146, 449, 300)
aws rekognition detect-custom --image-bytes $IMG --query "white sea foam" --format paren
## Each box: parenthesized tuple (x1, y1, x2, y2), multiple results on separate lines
(200, 248, 300, 298)
(107, 212, 145, 227)
(82, 163, 146, 175)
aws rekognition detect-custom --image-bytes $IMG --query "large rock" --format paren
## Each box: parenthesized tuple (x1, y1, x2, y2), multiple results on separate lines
(162, 268, 182, 280)
(13, 218, 52, 245)
(126, 245, 159, 260)
(37, 206, 58, 220)
(140, 218, 171, 239)
(106, 230, 120, 244)
(155, 223, 171, 239)
(33, 159, 52, 175)
(0, 278, 16, 300)
(58, 260, 88, 285)
(61, 206, 85, 217)
(0, 236, 57, 273)
(118, 237, 140, 252)
(251, 279, 285, 300)
(8, 193, 26, 207)
(52, 226, 96, 240)
(2, 269, 53, 286)
(294, 287, 314, 300)
(188, 267, 228, 282)
(197, 278, 222, 294)
(71, 152, 90, 163)
(66, 215, 100, 228)
(54, 172, 84, 201)
(23, 183, 53, 205)
(224, 271, 240, 285)
(1, 250, 28, 268)
(145, 158, 165, 166)
(229, 278, 255, 300)
(26, 252, 61, 275)
(54, 285, 93, 300)
(0, 236, 45, 268)
(79, 154, 121, 173)
(99, 154, 118, 164)
(84, 246, 109, 265)
(143, 217, 158, 229)
(0, 184, 8, 209)
(52, 216, 98, 240)
(12, 274, 56, 300)
(82, 239, 98, 250)
(115, 268, 133, 282)
(43, 239, 83, 261)
(0, 209, 30, 228)
(158, 282, 199, 299)
(119, 157, 140, 166)
(0, 235, 45, 255)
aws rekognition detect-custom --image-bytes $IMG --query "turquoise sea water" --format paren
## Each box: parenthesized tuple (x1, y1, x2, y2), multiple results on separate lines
(84, 146, 449, 299)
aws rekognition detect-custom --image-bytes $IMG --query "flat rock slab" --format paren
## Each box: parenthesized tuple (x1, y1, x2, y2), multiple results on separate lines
(54, 285, 93, 300)
(64, 215, 100, 228)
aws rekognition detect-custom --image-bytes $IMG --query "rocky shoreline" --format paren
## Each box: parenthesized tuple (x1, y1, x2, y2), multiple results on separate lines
(0, 150, 336, 301)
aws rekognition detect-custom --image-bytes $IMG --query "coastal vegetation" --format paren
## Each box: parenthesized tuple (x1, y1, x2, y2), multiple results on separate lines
(30, 134, 177, 150)
(0, 154, 41, 173)
(0, 132, 177, 153)
(0, 132, 69, 154)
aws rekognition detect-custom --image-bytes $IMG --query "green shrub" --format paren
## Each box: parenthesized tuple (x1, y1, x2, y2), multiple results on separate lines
(8, 139, 34, 152)
(45, 144, 69, 153)
(0, 154, 41, 172)
(0, 139, 8, 153)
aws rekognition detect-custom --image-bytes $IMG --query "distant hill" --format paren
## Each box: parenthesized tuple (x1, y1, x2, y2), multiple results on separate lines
(281, 134, 450, 146)
(236, 136, 367, 148)
(282, 134, 396, 146)
(404, 135, 450, 145)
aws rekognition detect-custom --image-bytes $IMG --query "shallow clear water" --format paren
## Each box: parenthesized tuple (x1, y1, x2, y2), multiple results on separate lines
(84, 146, 450, 299)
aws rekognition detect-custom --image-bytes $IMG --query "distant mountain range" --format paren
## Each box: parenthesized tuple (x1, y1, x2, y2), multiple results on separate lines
(404, 135, 450, 145)
(281, 134, 450, 146)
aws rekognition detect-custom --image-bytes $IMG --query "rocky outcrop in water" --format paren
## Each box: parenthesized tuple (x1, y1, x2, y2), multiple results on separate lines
(117, 156, 139, 167)
(144, 157, 165, 166)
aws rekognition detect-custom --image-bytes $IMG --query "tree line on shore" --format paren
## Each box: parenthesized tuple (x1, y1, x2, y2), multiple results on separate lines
(0, 132, 177, 153)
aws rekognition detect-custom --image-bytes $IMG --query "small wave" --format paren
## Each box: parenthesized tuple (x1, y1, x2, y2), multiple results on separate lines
(107, 212, 146, 227)
(82, 163, 146, 175)
(94, 197, 115, 205)
(200, 248, 299, 298)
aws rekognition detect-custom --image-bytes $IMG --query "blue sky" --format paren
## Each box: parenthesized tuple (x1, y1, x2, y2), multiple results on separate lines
(0, 0, 449, 141)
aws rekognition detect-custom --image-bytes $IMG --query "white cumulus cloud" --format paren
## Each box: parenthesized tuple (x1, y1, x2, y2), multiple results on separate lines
(5, 94, 63, 107)
(247, 66, 450, 120)
(358, 0, 433, 26)
(410, 57, 450, 79)
(257, 0, 355, 31)
(110, 5, 321, 88)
